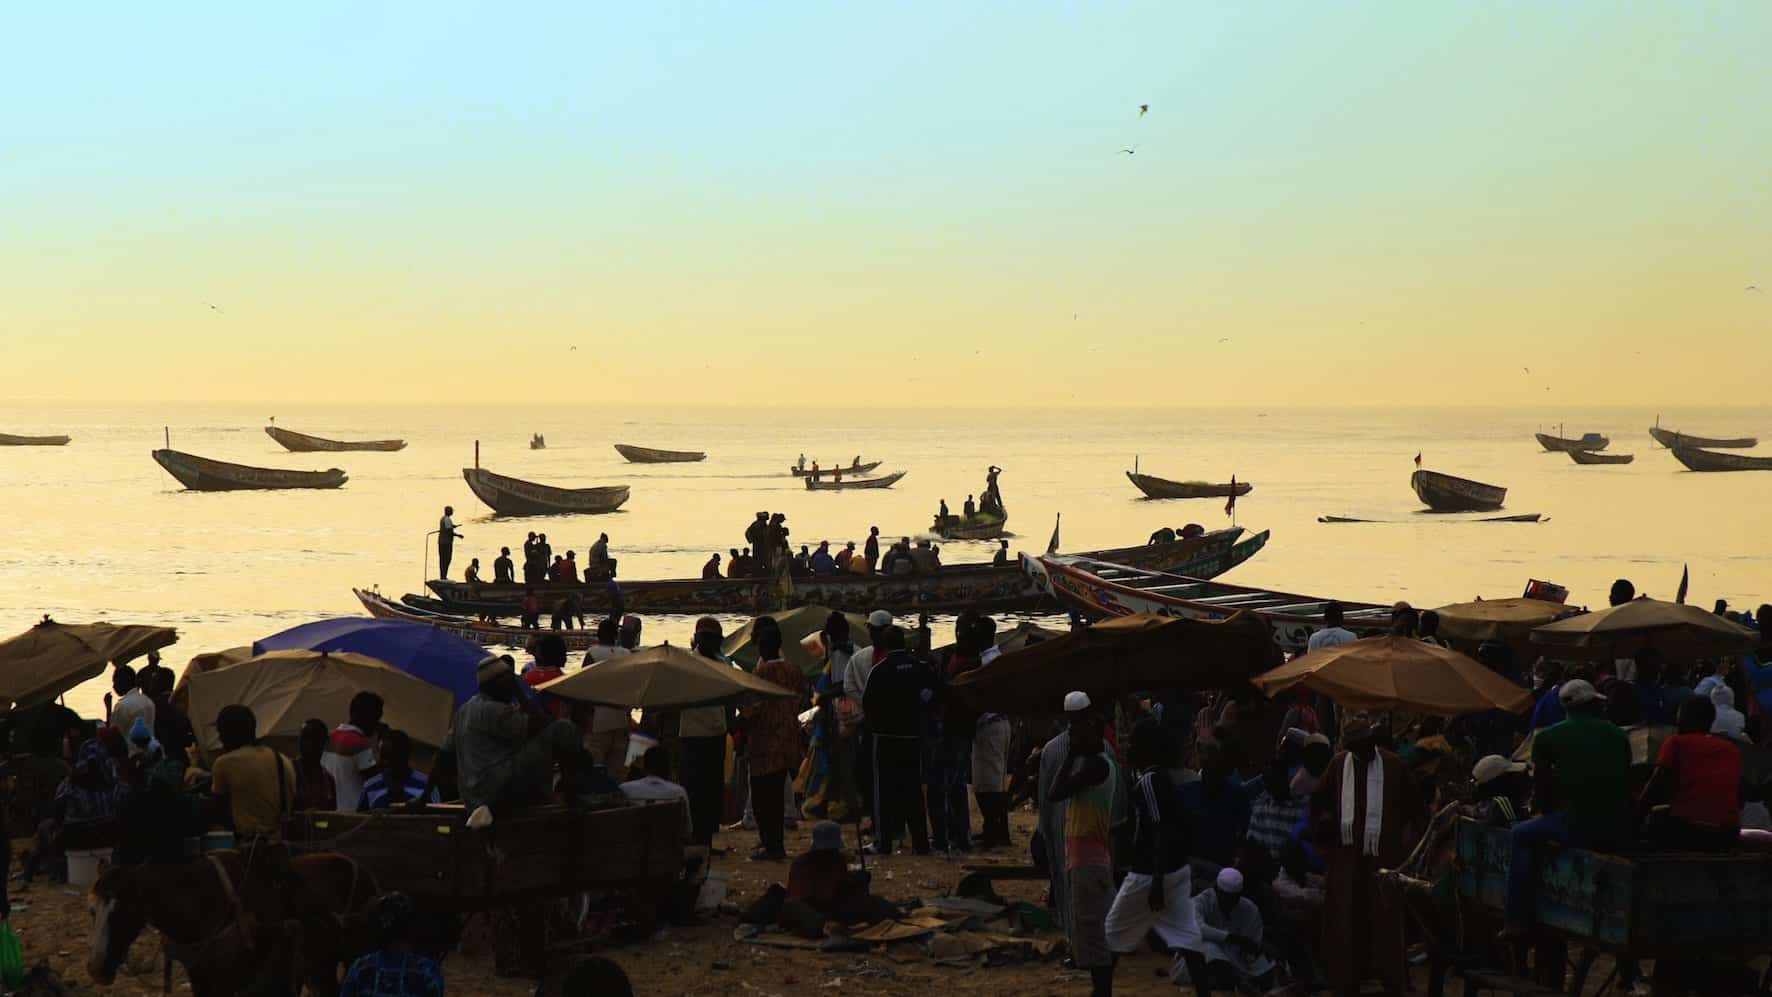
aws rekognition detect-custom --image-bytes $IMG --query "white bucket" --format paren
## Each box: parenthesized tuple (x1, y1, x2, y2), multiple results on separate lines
(625, 732, 658, 769)
(67, 848, 108, 889)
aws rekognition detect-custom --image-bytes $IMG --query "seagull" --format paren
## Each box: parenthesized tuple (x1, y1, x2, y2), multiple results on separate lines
(1750, 285, 1762, 293)
(1118, 147, 1137, 155)
(204, 302, 222, 313)
(570, 346, 578, 351)
(1138, 104, 1149, 117)
(1522, 367, 1530, 374)
(1217, 337, 1230, 343)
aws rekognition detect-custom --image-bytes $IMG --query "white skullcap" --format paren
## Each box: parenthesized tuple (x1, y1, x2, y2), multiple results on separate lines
(1063, 690, 1091, 713)
(1216, 867, 1244, 893)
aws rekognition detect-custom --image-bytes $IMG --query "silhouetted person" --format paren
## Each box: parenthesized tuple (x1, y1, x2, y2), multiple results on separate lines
(494, 546, 515, 584)
(437, 506, 462, 578)
(1610, 578, 1635, 606)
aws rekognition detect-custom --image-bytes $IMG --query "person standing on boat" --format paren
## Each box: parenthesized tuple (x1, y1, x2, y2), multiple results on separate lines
(938, 499, 950, 522)
(437, 506, 462, 579)
(745, 513, 770, 571)
(864, 526, 881, 573)
(797, 454, 806, 472)
(993, 539, 1010, 566)
(589, 532, 610, 568)
(536, 533, 553, 579)
(981, 466, 1003, 514)
(494, 547, 516, 584)
(522, 533, 539, 584)
(963, 495, 976, 519)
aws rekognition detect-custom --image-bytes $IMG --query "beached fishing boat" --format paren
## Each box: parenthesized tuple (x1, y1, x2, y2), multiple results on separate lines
(419, 526, 1263, 617)
(614, 444, 705, 463)
(1566, 449, 1633, 466)
(152, 449, 347, 491)
(265, 425, 406, 453)
(1025, 554, 1391, 651)
(1411, 469, 1506, 512)
(1125, 471, 1254, 500)
(1668, 445, 1772, 473)
(462, 467, 630, 516)
(804, 470, 905, 491)
(1535, 431, 1609, 453)
(791, 460, 880, 477)
(1648, 424, 1757, 450)
(0, 432, 71, 446)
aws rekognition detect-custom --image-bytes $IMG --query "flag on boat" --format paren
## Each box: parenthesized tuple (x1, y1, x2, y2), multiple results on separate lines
(1224, 476, 1237, 518)
(1046, 513, 1062, 555)
(1413, 452, 1422, 468)
(1675, 563, 1689, 604)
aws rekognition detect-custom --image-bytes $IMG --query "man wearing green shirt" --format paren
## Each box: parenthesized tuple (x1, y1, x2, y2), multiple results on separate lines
(1502, 679, 1631, 935)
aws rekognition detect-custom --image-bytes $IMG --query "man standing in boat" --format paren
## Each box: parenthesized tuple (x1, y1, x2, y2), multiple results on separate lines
(494, 546, 516, 584)
(437, 506, 463, 579)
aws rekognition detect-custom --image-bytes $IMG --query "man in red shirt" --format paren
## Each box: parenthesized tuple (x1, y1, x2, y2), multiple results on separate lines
(522, 634, 569, 721)
(1641, 696, 1741, 851)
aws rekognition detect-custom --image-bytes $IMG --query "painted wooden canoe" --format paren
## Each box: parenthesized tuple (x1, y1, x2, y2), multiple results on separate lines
(1535, 432, 1609, 453)
(1126, 471, 1254, 500)
(1669, 445, 1772, 472)
(0, 433, 71, 446)
(1649, 426, 1757, 450)
(1411, 469, 1506, 512)
(613, 444, 706, 463)
(265, 425, 407, 452)
(1566, 448, 1633, 465)
(1025, 553, 1390, 651)
(419, 526, 1260, 617)
(804, 470, 905, 490)
(152, 449, 346, 491)
(791, 460, 880, 477)
(933, 509, 1007, 540)
(462, 467, 630, 516)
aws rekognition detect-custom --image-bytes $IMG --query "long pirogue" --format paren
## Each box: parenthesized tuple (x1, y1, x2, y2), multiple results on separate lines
(613, 444, 706, 463)
(1410, 468, 1506, 512)
(152, 449, 346, 491)
(0, 432, 72, 446)
(462, 467, 630, 515)
(1668, 445, 1772, 472)
(1125, 471, 1253, 500)
(265, 425, 406, 452)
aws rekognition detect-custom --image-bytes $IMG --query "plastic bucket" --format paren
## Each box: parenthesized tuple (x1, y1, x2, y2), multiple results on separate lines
(67, 848, 108, 889)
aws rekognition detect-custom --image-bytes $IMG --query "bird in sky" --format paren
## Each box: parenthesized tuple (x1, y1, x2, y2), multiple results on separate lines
(569, 346, 578, 351)
(1218, 337, 1230, 343)
(1749, 285, 1762, 293)
(204, 302, 222, 313)
(1118, 147, 1137, 155)
(1138, 104, 1149, 117)
(1522, 367, 1530, 374)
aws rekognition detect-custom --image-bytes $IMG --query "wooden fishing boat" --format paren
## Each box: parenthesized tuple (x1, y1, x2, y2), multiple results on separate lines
(418, 526, 1262, 618)
(1125, 471, 1254, 500)
(933, 509, 1007, 540)
(0, 432, 71, 446)
(1410, 469, 1506, 512)
(265, 425, 406, 453)
(791, 460, 881, 477)
(462, 467, 629, 516)
(1648, 425, 1756, 450)
(1535, 431, 1609, 453)
(1318, 513, 1544, 523)
(1566, 448, 1633, 465)
(529, 434, 546, 450)
(152, 449, 346, 491)
(1668, 444, 1772, 472)
(288, 800, 683, 911)
(1025, 554, 1391, 651)
(804, 470, 905, 491)
(614, 443, 705, 463)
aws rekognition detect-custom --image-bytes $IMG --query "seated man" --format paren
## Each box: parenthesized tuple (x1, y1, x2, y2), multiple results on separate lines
(619, 747, 692, 839)
(1188, 867, 1275, 992)
(785, 820, 896, 926)
(1639, 697, 1741, 851)
(446, 654, 592, 818)
(618, 748, 699, 936)
(359, 730, 441, 811)
(1148, 526, 1177, 545)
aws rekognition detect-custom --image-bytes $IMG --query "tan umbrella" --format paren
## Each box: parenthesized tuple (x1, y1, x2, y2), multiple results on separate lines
(1251, 635, 1533, 716)
(170, 646, 254, 714)
(185, 649, 454, 763)
(723, 605, 869, 680)
(1432, 597, 1571, 644)
(539, 643, 796, 709)
(1531, 598, 1757, 660)
(0, 618, 179, 710)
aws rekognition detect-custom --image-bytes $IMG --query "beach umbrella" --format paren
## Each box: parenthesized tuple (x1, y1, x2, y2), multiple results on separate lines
(1432, 597, 1572, 644)
(170, 646, 254, 714)
(538, 643, 796, 710)
(254, 617, 481, 704)
(948, 612, 1280, 715)
(1250, 635, 1533, 717)
(723, 606, 869, 680)
(1530, 598, 1757, 660)
(185, 649, 454, 762)
(0, 618, 179, 711)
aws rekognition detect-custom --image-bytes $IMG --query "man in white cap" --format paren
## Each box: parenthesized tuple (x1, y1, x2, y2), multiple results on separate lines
(1190, 867, 1274, 991)
(1470, 755, 1530, 827)
(1037, 692, 1081, 939)
(1046, 692, 1118, 996)
(446, 653, 590, 815)
(1502, 677, 1630, 939)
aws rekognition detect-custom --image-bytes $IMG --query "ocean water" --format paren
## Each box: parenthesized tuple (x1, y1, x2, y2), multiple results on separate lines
(3, 403, 1769, 718)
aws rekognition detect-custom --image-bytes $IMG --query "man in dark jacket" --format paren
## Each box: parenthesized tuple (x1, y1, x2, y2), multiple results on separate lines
(861, 627, 935, 855)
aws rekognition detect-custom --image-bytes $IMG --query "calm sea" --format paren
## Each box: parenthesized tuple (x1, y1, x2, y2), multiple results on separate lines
(3, 403, 1769, 717)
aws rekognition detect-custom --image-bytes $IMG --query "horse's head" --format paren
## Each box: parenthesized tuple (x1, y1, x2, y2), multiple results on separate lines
(86, 862, 148, 985)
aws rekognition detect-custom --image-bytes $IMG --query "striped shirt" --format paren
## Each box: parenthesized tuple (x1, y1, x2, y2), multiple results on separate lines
(1246, 786, 1308, 857)
(1063, 752, 1118, 869)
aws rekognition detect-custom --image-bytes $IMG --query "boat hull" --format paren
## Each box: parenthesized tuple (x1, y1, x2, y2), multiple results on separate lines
(462, 468, 630, 516)
(804, 470, 905, 490)
(1535, 433, 1609, 453)
(933, 511, 1007, 540)
(614, 444, 705, 463)
(152, 449, 346, 491)
(265, 425, 406, 452)
(1025, 553, 1390, 651)
(1669, 445, 1772, 472)
(1649, 426, 1757, 450)
(1126, 471, 1254, 499)
(791, 461, 880, 477)
(0, 433, 71, 446)
(1567, 449, 1634, 465)
(422, 527, 1259, 617)
(1411, 469, 1506, 512)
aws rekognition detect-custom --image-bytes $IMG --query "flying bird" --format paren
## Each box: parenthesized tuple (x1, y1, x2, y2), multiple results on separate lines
(1138, 104, 1149, 117)
(204, 302, 222, 313)
(1217, 337, 1230, 343)
(570, 346, 578, 351)
(1522, 367, 1530, 374)
(1749, 285, 1762, 293)
(1118, 148, 1137, 155)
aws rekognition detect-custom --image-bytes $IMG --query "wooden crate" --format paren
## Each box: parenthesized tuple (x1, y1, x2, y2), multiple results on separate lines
(292, 801, 685, 910)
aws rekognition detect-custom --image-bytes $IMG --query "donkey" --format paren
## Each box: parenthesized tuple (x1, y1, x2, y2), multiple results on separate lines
(88, 850, 376, 997)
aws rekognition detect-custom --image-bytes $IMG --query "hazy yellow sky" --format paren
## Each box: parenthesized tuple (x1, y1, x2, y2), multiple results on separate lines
(3, 3, 1766, 407)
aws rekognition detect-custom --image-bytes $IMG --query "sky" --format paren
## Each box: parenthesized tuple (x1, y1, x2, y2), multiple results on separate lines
(2, 2, 1767, 408)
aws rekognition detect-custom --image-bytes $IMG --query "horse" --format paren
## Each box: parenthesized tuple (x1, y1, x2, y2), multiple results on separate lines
(88, 849, 376, 997)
